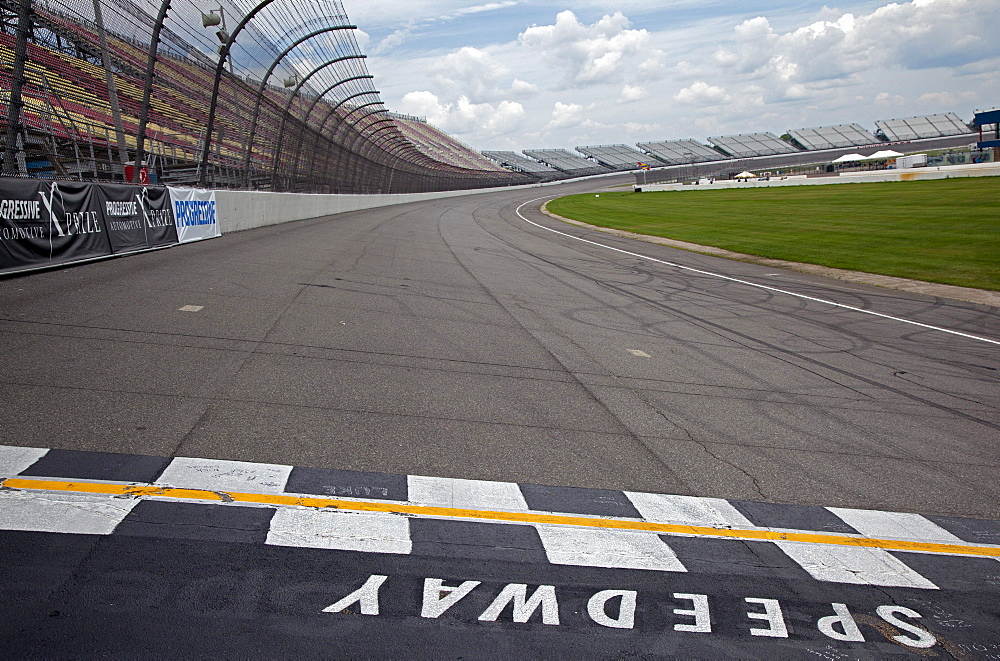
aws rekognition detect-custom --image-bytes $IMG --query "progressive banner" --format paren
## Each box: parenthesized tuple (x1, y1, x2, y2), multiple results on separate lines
(99, 183, 178, 254)
(1, 179, 110, 274)
(0, 178, 181, 275)
(168, 186, 221, 244)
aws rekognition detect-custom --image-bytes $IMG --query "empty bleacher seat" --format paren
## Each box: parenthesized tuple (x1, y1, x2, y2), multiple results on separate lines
(787, 124, 878, 150)
(522, 149, 611, 176)
(708, 133, 799, 158)
(576, 144, 660, 170)
(635, 139, 722, 165)
(875, 113, 972, 141)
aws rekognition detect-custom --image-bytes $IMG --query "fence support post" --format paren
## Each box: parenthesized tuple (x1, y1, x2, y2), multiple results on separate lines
(3, 0, 31, 174)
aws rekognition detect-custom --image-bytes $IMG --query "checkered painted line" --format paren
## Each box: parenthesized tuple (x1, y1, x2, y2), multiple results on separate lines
(2, 445, 998, 591)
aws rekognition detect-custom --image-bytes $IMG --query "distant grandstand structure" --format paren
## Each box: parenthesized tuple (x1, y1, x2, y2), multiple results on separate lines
(523, 148, 609, 177)
(787, 124, 878, 150)
(636, 139, 722, 165)
(482, 150, 561, 181)
(708, 132, 800, 158)
(392, 113, 507, 173)
(509, 110, 983, 185)
(875, 113, 972, 141)
(575, 144, 655, 171)
(0, 0, 531, 192)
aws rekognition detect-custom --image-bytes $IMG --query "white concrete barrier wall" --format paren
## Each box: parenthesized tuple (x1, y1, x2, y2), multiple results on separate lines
(214, 188, 489, 234)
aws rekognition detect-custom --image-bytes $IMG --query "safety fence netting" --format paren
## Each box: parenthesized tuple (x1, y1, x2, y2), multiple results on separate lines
(0, 0, 530, 192)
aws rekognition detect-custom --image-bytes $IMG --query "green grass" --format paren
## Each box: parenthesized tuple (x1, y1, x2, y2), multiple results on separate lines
(547, 178, 1000, 290)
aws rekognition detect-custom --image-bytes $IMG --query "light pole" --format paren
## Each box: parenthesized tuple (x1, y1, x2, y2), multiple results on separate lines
(201, 6, 236, 186)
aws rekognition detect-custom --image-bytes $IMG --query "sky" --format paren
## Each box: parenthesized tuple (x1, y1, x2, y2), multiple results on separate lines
(337, 0, 1000, 151)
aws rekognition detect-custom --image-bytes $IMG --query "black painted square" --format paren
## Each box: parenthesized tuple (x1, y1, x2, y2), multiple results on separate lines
(284, 466, 408, 501)
(113, 501, 275, 544)
(409, 518, 548, 563)
(926, 515, 1000, 546)
(518, 483, 641, 518)
(664, 535, 813, 581)
(728, 500, 859, 534)
(887, 550, 1000, 594)
(19, 448, 171, 483)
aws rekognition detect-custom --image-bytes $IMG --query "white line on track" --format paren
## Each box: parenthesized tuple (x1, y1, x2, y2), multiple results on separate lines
(515, 196, 1000, 347)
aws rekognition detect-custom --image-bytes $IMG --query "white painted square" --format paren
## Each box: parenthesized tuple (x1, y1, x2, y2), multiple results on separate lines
(178, 305, 204, 312)
(626, 492, 755, 528)
(407, 475, 528, 511)
(828, 507, 969, 545)
(266, 508, 411, 554)
(156, 457, 293, 494)
(774, 540, 938, 589)
(0, 489, 139, 535)
(830, 507, 1000, 565)
(627, 349, 651, 357)
(0, 445, 48, 477)
(536, 525, 687, 572)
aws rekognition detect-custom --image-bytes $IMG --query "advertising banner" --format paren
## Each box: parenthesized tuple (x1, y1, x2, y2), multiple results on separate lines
(168, 186, 221, 244)
(1, 179, 112, 274)
(139, 186, 178, 248)
(98, 183, 178, 254)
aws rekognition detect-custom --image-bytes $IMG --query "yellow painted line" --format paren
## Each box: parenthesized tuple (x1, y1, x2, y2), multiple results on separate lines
(5, 477, 1000, 559)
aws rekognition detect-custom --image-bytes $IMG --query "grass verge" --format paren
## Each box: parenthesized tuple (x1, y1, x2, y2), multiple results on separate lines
(546, 178, 1000, 291)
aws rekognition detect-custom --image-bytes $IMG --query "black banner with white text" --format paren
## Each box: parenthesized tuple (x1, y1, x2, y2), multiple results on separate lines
(0, 179, 180, 274)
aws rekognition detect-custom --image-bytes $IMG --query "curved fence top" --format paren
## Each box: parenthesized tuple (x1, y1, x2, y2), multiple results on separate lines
(1, 0, 532, 192)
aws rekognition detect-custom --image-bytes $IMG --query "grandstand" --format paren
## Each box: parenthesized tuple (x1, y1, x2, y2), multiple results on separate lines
(392, 114, 507, 173)
(523, 149, 610, 176)
(1, 0, 530, 193)
(787, 124, 878, 150)
(708, 132, 800, 158)
(481, 151, 561, 180)
(636, 139, 722, 165)
(575, 144, 657, 171)
(875, 113, 972, 141)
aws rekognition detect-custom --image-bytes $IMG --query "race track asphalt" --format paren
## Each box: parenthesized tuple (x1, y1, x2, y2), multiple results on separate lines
(2, 175, 998, 519)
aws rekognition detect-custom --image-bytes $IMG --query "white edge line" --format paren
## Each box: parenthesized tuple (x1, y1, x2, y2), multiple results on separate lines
(515, 196, 1000, 347)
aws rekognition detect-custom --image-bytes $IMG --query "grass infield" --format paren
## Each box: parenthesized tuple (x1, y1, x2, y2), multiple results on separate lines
(547, 178, 999, 291)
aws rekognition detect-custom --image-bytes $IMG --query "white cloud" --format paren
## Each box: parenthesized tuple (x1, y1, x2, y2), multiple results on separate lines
(674, 81, 731, 105)
(511, 78, 539, 93)
(874, 91, 906, 107)
(451, 1, 519, 18)
(431, 46, 510, 100)
(918, 91, 957, 107)
(711, 0, 1000, 100)
(353, 29, 371, 52)
(519, 10, 651, 84)
(374, 24, 416, 54)
(620, 84, 647, 102)
(625, 121, 662, 134)
(546, 101, 584, 129)
(400, 90, 526, 135)
(918, 90, 979, 107)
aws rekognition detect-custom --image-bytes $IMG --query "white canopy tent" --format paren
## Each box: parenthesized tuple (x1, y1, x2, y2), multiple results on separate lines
(867, 150, 904, 159)
(832, 153, 866, 163)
